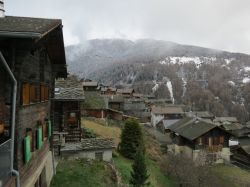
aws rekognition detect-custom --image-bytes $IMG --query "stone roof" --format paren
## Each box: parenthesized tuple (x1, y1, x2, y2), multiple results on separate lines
(214, 117, 238, 123)
(0, 16, 61, 37)
(187, 111, 214, 119)
(157, 119, 181, 129)
(60, 138, 115, 152)
(0, 16, 67, 78)
(109, 95, 124, 103)
(151, 106, 184, 115)
(217, 123, 243, 131)
(53, 79, 84, 101)
(117, 88, 134, 94)
(168, 117, 218, 141)
(83, 81, 98, 87)
(232, 127, 250, 138)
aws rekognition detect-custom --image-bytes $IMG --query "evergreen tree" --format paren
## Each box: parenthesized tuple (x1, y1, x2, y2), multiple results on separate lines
(119, 118, 144, 159)
(130, 148, 150, 187)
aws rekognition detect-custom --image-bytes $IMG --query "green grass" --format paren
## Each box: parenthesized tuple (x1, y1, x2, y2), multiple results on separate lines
(113, 154, 175, 187)
(50, 159, 116, 187)
(146, 158, 176, 187)
(211, 164, 250, 186)
(113, 154, 133, 184)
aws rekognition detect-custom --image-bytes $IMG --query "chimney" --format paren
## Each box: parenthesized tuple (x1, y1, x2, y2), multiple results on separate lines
(0, 0, 5, 18)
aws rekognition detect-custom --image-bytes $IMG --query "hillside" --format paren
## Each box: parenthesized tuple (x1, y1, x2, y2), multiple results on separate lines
(66, 39, 250, 79)
(67, 39, 250, 122)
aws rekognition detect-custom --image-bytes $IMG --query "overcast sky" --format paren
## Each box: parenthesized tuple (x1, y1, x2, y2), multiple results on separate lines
(5, 0, 250, 54)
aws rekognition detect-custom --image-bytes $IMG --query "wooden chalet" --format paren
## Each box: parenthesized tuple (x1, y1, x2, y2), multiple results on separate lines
(230, 127, 250, 169)
(82, 81, 98, 91)
(168, 117, 231, 164)
(52, 78, 84, 146)
(108, 95, 124, 111)
(117, 88, 134, 98)
(100, 86, 117, 95)
(213, 117, 243, 132)
(151, 106, 184, 127)
(0, 11, 66, 187)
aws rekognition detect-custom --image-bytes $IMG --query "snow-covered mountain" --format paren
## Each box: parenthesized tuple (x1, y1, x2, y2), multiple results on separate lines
(66, 38, 250, 122)
(66, 39, 249, 78)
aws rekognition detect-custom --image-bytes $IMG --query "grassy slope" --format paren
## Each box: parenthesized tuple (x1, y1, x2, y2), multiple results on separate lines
(50, 159, 116, 187)
(211, 164, 250, 186)
(82, 119, 121, 146)
(83, 119, 175, 187)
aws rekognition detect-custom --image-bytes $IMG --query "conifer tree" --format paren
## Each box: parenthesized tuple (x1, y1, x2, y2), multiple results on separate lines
(119, 118, 144, 159)
(130, 148, 150, 187)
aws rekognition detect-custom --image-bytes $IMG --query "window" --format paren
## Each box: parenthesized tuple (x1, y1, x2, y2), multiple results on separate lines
(26, 128, 34, 152)
(47, 120, 52, 138)
(42, 122, 47, 140)
(21, 83, 49, 105)
(95, 152, 103, 161)
(219, 136, 224, 144)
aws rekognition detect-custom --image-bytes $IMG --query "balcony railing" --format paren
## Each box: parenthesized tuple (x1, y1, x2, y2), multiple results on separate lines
(195, 144, 223, 153)
(0, 139, 12, 185)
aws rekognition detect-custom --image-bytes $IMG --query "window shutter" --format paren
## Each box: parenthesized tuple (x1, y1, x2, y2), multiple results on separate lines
(36, 127, 43, 149)
(22, 83, 30, 105)
(24, 136, 31, 163)
(44, 86, 49, 101)
(41, 85, 45, 102)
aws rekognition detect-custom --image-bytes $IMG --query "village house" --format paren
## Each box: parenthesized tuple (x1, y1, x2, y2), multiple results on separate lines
(60, 138, 115, 162)
(117, 88, 135, 98)
(0, 5, 67, 187)
(82, 81, 98, 91)
(213, 117, 243, 132)
(108, 95, 124, 111)
(151, 106, 184, 127)
(100, 86, 117, 95)
(230, 127, 250, 169)
(186, 111, 215, 121)
(52, 78, 84, 152)
(168, 117, 231, 164)
(123, 98, 151, 123)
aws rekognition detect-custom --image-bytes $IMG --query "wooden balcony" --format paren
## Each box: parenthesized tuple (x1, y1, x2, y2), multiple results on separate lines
(205, 145, 223, 153)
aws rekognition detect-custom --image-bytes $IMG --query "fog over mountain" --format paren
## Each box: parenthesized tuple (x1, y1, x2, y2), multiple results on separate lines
(66, 38, 250, 79)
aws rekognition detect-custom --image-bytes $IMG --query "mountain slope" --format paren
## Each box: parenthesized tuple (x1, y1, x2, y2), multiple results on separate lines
(66, 39, 249, 79)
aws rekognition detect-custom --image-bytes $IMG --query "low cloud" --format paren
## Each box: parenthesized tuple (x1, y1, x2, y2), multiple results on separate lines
(5, 0, 250, 53)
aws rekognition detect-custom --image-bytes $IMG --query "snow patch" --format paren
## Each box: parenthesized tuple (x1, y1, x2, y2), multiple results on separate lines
(228, 81, 235, 86)
(166, 81, 174, 104)
(159, 56, 217, 68)
(244, 67, 250, 72)
(243, 77, 250, 84)
(152, 83, 159, 92)
(225, 58, 235, 65)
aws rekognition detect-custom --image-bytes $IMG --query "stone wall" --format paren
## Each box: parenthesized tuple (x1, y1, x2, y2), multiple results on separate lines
(61, 149, 113, 162)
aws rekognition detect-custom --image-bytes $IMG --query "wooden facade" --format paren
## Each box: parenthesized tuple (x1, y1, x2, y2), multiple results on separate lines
(52, 100, 82, 143)
(171, 127, 230, 152)
(0, 16, 66, 187)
